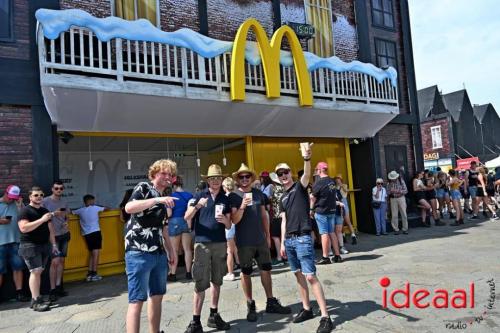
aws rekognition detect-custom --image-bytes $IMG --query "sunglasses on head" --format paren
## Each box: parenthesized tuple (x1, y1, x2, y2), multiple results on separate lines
(32, 193, 44, 198)
(238, 174, 252, 180)
(277, 170, 290, 177)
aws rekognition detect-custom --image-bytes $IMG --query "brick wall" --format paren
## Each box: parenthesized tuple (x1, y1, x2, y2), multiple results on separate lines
(162, 0, 199, 32)
(332, 0, 358, 62)
(420, 118, 453, 158)
(377, 124, 415, 178)
(0, 0, 30, 60)
(60, 0, 111, 17)
(0, 105, 33, 197)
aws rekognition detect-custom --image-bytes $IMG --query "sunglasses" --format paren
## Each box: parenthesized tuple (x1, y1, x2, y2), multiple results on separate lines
(277, 170, 290, 177)
(32, 193, 44, 198)
(238, 174, 252, 180)
(53, 187, 64, 190)
(208, 176, 223, 181)
(376, 183, 383, 185)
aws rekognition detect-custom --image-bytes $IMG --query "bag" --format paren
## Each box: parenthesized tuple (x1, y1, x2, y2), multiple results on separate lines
(372, 201, 382, 209)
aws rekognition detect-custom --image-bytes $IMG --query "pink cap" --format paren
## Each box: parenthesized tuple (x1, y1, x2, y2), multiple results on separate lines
(260, 171, 270, 177)
(5, 185, 21, 200)
(316, 162, 328, 170)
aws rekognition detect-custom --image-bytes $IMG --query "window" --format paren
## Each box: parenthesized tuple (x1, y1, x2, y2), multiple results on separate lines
(375, 38, 397, 69)
(0, 0, 13, 41)
(371, 0, 394, 29)
(304, 0, 334, 57)
(113, 0, 159, 27)
(431, 126, 443, 149)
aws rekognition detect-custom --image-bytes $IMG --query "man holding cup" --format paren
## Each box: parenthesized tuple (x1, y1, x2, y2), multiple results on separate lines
(184, 164, 232, 333)
(277, 143, 335, 333)
(230, 163, 291, 322)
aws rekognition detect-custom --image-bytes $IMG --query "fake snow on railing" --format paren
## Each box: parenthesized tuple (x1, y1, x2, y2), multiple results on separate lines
(35, 8, 397, 87)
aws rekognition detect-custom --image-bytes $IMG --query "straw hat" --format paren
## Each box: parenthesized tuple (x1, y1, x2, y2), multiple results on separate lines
(232, 163, 257, 181)
(201, 164, 226, 179)
(275, 163, 291, 172)
(388, 170, 399, 180)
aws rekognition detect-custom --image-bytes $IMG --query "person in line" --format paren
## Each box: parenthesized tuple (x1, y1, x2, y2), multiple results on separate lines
(435, 169, 454, 219)
(277, 143, 334, 333)
(477, 167, 498, 220)
(42, 180, 71, 300)
(184, 164, 232, 333)
(372, 178, 388, 236)
(424, 171, 443, 226)
(124, 159, 178, 333)
(448, 169, 465, 226)
(485, 170, 498, 214)
(333, 175, 358, 245)
(413, 171, 432, 227)
(18, 187, 59, 311)
(230, 163, 291, 322)
(73, 194, 109, 281)
(0, 185, 29, 302)
(387, 171, 409, 235)
(269, 172, 286, 266)
(222, 177, 239, 281)
(167, 176, 194, 282)
(465, 161, 480, 219)
(260, 171, 274, 199)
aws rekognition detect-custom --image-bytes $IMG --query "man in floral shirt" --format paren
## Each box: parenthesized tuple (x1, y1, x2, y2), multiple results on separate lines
(124, 159, 178, 333)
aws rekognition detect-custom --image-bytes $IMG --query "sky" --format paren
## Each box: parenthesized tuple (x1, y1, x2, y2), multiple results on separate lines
(408, 0, 500, 115)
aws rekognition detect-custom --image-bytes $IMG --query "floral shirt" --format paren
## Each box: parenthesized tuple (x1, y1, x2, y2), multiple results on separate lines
(271, 184, 284, 219)
(124, 182, 166, 253)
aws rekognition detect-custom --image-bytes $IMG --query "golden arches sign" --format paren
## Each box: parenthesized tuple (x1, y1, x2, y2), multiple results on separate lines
(230, 18, 313, 107)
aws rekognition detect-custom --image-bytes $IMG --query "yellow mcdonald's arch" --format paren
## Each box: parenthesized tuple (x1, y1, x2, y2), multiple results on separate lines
(230, 18, 313, 107)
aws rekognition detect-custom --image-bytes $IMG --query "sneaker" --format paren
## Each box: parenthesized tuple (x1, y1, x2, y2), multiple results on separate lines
(184, 320, 203, 333)
(90, 274, 102, 282)
(86, 274, 93, 282)
(233, 264, 241, 272)
(223, 273, 235, 281)
(56, 286, 68, 297)
(293, 308, 314, 323)
(16, 291, 30, 302)
(31, 297, 50, 312)
(167, 273, 177, 282)
(492, 214, 499, 220)
(469, 215, 479, 220)
(394, 230, 400, 235)
(266, 297, 291, 314)
(207, 313, 230, 330)
(450, 221, 461, 226)
(185, 272, 193, 281)
(402, 230, 409, 234)
(49, 290, 58, 303)
(316, 316, 334, 333)
(316, 257, 331, 265)
(339, 247, 349, 254)
(351, 235, 357, 245)
(246, 300, 257, 322)
(333, 255, 342, 263)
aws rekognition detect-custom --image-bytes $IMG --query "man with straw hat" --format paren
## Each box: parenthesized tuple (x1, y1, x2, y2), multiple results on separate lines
(387, 170, 409, 235)
(183, 164, 232, 333)
(230, 163, 291, 322)
(276, 143, 335, 333)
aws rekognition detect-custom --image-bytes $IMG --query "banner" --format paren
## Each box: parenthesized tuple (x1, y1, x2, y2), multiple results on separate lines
(456, 157, 480, 171)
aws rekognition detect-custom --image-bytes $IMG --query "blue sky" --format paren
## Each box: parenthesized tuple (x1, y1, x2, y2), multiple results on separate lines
(408, 0, 500, 115)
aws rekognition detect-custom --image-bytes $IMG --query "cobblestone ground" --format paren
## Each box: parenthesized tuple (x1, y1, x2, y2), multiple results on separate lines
(1, 217, 499, 333)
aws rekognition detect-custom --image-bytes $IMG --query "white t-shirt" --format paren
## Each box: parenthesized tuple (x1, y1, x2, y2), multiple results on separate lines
(372, 186, 387, 203)
(73, 205, 105, 235)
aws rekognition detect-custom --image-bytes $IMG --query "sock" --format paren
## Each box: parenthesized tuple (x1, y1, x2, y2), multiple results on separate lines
(210, 307, 218, 314)
(193, 315, 201, 323)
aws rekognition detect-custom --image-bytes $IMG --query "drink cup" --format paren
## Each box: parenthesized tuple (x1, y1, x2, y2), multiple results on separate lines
(300, 142, 310, 157)
(215, 204, 224, 217)
(245, 192, 253, 206)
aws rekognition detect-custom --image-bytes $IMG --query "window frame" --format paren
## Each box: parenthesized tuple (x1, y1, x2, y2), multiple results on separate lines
(111, 0, 161, 28)
(0, 0, 14, 43)
(304, 0, 335, 57)
(370, 0, 395, 30)
(430, 125, 443, 149)
(374, 38, 397, 70)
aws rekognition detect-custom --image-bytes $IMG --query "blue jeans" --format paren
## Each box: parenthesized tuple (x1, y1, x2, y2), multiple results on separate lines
(314, 213, 335, 235)
(373, 202, 387, 235)
(168, 217, 190, 237)
(125, 251, 168, 303)
(0, 243, 25, 274)
(284, 235, 316, 275)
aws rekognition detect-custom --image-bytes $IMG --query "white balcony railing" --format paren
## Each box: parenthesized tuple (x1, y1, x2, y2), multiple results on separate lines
(38, 26, 398, 106)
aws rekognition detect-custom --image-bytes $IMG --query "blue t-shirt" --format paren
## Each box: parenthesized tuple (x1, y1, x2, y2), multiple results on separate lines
(190, 189, 231, 243)
(171, 191, 193, 218)
(0, 200, 21, 245)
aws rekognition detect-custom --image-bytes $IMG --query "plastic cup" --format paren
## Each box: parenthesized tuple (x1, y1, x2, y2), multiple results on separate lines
(215, 204, 224, 217)
(245, 192, 253, 206)
(300, 142, 310, 156)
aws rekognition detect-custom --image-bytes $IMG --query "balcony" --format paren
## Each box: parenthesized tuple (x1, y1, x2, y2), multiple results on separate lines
(36, 9, 399, 138)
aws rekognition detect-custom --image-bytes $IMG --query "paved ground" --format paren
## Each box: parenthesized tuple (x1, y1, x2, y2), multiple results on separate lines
(1, 216, 499, 333)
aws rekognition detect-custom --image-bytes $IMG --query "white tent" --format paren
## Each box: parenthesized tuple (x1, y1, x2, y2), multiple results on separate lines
(485, 155, 500, 168)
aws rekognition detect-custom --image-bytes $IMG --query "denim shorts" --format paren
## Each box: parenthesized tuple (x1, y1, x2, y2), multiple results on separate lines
(0, 243, 25, 273)
(125, 250, 168, 303)
(314, 213, 334, 235)
(284, 235, 316, 275)
(450, 190, 462, 201)
(168, 217, 190, 237)
(54, 232, 71, 258)
(225, 224, 235, 240)
(436, 188, 449, 199)
(18, 242, 50, 271)
(468, 186, 478, 198)
(334, 214, 344, 226)
(342, 197, 350, 215)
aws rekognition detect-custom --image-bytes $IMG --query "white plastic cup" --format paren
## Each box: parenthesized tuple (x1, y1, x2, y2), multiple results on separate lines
(245, 192, 253, 206)
(300, 142, 309, 157)
(215, 204, 224, 217)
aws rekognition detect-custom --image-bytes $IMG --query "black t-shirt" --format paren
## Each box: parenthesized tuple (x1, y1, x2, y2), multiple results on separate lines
(190, 189, 231, 243)
(18, 205, 50, 244)
(229, 188, 266, 247)
(468, 169, 479, 187)
(279, 181, 312, 236)
(312, 176, 337, 215)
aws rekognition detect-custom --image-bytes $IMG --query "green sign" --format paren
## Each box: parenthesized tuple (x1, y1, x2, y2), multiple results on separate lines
(285, 22, 315, 39)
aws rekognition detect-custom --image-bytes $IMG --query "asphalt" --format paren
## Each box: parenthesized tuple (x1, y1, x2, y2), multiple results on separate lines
(0, 215, 499, 333)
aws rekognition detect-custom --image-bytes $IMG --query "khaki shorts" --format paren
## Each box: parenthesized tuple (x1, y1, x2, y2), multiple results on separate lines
(192, 242, 227, 293)
(238, 242, 272, 272)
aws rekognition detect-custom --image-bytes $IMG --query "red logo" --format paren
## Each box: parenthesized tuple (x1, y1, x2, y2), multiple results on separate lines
(380, 277, 475, 309)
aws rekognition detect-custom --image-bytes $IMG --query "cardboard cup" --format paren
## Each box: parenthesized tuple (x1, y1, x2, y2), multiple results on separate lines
(245, 192, 253, 206)
(215, 204, 224, 217)
(300, 142, 309, 156)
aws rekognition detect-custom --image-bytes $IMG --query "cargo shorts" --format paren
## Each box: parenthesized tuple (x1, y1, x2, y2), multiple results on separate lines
(192, 242, 227, 293)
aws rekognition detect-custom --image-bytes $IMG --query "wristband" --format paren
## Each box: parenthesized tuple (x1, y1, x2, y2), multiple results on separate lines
(304, 158, 311, 161)
(154, 197, 161, 205)
(52, 244, 57, 247)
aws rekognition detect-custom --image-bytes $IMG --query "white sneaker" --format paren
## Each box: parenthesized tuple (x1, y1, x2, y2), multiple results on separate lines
(223, 273, 235, 281)
(340, 247, 349, 254)
(85, 275, 92, 282)
(90, 274, 103, 282)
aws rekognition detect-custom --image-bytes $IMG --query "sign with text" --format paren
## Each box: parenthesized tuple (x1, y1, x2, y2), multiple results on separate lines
(285, 22, 315, 39)
(424, 152, 439, 161)
(456, 157, 480, 170)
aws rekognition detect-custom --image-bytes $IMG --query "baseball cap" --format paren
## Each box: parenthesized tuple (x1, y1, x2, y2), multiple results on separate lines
(5, 185, 21, 200)
(275, 163, 291, 172)
(316, 162, 328, 170)
(260, 171, 270, 177)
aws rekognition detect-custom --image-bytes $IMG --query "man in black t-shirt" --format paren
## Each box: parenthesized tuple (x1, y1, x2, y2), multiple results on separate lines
(465, 161, 480, 219)
(184, 164, 232, 333)
(277, 144, 334, 333)
(18, 187, 59, 312)
(230, 163, 291, 322)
